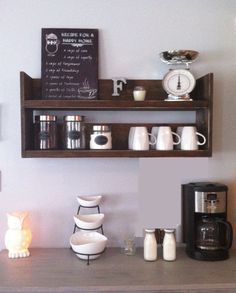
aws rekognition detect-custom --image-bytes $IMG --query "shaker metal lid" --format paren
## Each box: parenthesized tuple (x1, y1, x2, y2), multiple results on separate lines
(164, 229, 175, 233)
(64, 115, 84, 122)
(93, 125, 110, 132)
(35, 115, 57, 121)
(145, 228, 155, 233)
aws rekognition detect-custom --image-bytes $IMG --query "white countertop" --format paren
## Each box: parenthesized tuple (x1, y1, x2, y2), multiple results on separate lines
(0, 247, 236, 292)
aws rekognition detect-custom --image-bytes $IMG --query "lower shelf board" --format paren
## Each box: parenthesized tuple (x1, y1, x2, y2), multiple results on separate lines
(22, 149, 212, 158)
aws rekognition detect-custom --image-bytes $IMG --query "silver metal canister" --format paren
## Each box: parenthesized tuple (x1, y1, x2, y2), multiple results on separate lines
(34, 115, 58, 150)
(63, 115, 85, 149)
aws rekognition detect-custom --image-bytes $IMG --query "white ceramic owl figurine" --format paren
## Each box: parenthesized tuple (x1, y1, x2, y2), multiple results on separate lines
(5, 211, 32, 258)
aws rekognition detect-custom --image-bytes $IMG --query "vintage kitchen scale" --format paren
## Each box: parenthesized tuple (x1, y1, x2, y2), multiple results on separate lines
(160, 50, 199, 101)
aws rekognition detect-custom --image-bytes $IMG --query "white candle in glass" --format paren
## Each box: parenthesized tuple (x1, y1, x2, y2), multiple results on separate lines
(133, 86, 146, 101)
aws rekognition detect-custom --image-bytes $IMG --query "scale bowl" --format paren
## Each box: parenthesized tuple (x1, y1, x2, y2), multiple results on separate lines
(160, 50, 199, 64)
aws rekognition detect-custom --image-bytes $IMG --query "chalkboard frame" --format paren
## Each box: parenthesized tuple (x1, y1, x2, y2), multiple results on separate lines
(41, 28, 98, 100)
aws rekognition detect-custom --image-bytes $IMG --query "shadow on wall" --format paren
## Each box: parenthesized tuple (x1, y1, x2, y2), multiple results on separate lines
(212, 72, 224, 154)
(0, 104, 2, 141)
(211, 64, 236, 154)
(225, 177, 236, 249)
(102, 192, 138, 247)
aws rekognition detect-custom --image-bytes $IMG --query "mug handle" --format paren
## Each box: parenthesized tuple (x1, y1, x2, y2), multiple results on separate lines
(196, 132, 206, 146)
(172, 132, 181, 145)
(148, 133, 157, 146)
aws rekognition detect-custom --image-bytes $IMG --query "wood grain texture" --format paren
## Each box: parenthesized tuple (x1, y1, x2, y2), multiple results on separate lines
(0, 248, 235, 292)
(20, 72, 213, 158)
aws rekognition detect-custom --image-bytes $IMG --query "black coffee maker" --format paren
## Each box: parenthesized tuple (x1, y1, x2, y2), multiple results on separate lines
(182, 182, 233, 261)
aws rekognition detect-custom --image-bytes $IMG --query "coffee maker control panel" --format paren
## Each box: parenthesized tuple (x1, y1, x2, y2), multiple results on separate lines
(194, 191, 226, 213)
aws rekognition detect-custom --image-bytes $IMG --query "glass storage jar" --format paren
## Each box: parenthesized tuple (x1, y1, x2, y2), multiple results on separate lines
(90, 125, 112, 150)
(34, 115, 57, 150)
(63, 115, 85, 149)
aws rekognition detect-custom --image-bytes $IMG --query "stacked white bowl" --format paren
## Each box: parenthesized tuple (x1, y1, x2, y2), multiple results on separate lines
(73, 213, 105, 230)
(70, 195, 107, 261)
(77, 195, 102, 207)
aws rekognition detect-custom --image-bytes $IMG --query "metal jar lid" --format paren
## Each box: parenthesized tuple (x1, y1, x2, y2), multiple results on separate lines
(64, 115, 84, 122)
(35, 115, 57, 122)
(93, 125, 111, 132)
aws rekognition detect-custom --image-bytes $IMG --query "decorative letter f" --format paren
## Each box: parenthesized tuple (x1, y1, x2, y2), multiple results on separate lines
(112, 78, 127, 96)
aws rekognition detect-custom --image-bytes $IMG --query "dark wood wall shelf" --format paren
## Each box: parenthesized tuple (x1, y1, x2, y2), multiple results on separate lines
(23, 150, 211, 158)
(20, 71, 213, 158)
(23, 99, 209, 110)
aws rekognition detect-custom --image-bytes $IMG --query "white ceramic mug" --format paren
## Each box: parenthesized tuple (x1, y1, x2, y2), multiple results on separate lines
(179, 126, 206, 150)
(128, 127, 156, 150)
(151, 126, 181, 150)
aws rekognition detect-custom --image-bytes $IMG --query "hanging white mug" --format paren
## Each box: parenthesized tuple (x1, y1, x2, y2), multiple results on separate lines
(179, 126, 206, 150)
(175, 126, 184, 149)
(128, 127, 135, 150)
(128, 127, 156, 150)
(152, 126, 181, 150)
(150, 126, 159, 149)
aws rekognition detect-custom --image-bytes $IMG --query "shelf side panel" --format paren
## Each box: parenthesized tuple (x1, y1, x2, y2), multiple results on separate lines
(20, 72, 34, 101)
(193, 73, 213, 101)
(195, 73, 213, 156)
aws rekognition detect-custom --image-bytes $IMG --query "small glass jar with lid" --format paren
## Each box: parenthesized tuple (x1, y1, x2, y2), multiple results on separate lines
(90, 125, 112, 150)
(144, 228, 157, 261)
(34, 115, 57, 150)
(63, 115, 85, 150)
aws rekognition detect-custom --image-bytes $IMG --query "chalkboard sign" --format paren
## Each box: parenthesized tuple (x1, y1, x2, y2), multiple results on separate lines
(41, 28, 98, 100)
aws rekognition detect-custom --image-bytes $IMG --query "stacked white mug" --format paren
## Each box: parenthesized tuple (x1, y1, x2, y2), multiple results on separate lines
(177, 126, 206, 150)
(151, 126, 181, 150)
(128, 127, 156, 150)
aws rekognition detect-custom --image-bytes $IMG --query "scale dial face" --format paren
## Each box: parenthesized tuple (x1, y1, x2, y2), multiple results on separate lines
(162, 69, 196, 97)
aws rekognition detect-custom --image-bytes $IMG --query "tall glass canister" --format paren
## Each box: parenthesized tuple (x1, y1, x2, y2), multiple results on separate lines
(63, 115, 85, 149)
(34, 115, 58, 150)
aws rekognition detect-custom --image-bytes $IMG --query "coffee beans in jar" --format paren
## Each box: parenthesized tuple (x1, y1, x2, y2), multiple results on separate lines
(34, 115, 58, 150)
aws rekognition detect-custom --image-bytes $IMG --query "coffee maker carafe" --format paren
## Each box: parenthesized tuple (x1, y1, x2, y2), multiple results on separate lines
(196, 216, 232, 251)
(182, 182, 233, 261)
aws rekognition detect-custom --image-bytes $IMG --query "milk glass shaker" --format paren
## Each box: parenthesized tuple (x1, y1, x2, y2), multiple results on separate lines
(144, 229, 157, 261)
(163, 229, 176, 261)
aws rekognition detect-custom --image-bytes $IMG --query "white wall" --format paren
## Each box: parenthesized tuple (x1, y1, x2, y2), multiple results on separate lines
(0, 0, 236, 249)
